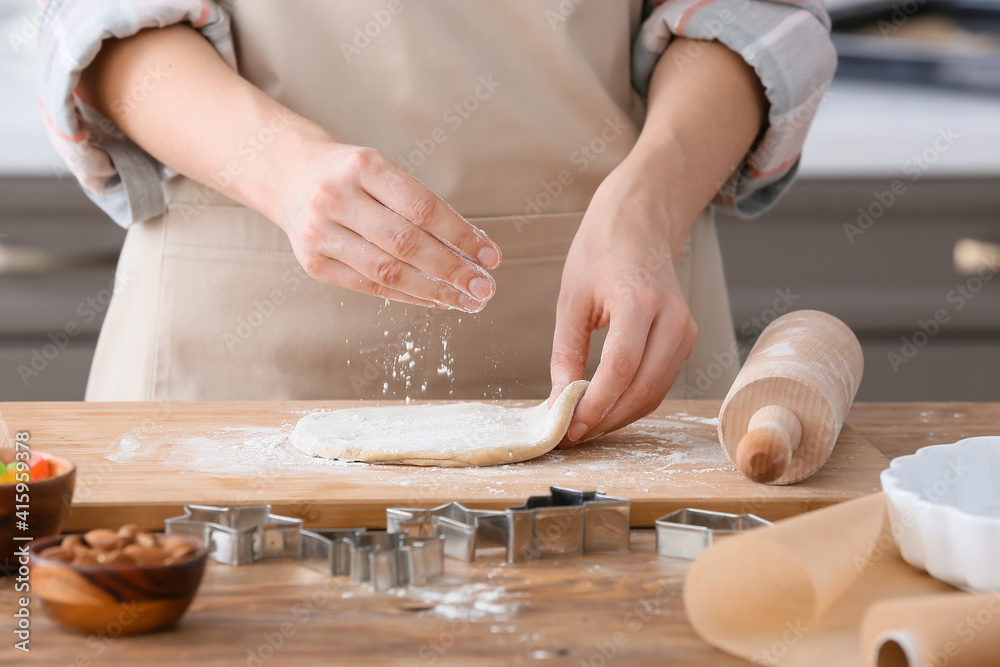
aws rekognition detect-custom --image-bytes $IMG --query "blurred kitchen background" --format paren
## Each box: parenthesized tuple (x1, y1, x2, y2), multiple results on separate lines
(1, 0, 998, 401)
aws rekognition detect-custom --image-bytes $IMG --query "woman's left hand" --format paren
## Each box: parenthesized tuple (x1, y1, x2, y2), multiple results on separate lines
(549, 150, 697, 446)
(549, 34, 769, 446)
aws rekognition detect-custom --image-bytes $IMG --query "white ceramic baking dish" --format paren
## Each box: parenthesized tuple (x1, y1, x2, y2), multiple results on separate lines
(880, 436, 1000, 592)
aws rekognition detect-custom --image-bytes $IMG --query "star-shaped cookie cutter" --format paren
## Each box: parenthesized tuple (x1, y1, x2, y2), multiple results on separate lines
(506, 487, 631, 563)
(387, 488, 631, 564)
(300, 528, 444, 591)
(386, 502, 508, 561)
(164, 504, 303, 566)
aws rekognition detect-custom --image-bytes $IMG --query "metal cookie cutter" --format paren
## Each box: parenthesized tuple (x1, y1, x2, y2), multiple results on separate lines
(164, 504, 303, 566)
(655, 508, 771, 560)
(300, 528, 444, 591)
(386, 502, 507, 561)
(506, 487, 630, 563)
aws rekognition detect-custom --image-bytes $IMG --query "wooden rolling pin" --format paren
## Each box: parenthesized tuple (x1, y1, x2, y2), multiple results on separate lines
(718, 310, 863, 485)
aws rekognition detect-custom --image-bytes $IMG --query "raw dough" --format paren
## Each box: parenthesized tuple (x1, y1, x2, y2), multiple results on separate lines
(290, 380, 589, 467)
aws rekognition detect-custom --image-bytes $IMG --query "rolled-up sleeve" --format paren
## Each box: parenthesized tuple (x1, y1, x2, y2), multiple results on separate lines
(38, 0, 236, 227)
(632, 0, 838, 218)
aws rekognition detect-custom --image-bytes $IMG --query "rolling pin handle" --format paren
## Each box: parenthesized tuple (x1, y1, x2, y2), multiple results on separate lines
(736, 405, 803, 484)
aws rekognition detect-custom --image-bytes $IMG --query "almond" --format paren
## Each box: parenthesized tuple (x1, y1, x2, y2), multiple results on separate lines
(72, 551, 102, 567)
(169, 544, 195, 562)
(116, 523, 144, 544)
(164, 551, 193, 565)
(102, 551, 137, 566)
(135, 532, 158, 549)
(96, 549, 120, 564)
(39, 546, 73, 563)
(61, 534, 83, 551)
(84, 529, 120, 551)
(122, 544, 166, 566)
(159, 535, 193, 553)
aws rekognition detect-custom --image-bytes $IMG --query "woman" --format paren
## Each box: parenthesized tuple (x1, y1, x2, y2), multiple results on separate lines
(39, 0, 835, 445)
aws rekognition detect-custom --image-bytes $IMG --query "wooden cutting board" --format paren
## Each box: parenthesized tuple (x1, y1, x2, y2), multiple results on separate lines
(0, 399, 887, 531)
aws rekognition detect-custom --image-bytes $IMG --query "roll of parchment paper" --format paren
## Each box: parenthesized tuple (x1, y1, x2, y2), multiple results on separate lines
(683, 493, 958, 666)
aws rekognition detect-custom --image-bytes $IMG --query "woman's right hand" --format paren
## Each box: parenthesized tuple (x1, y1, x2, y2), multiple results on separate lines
(264, 128, 501, 312)
(79, 24, 499, 311)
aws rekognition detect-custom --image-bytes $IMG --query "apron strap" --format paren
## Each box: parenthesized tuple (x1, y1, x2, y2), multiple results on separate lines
(103, 134, 167, 224)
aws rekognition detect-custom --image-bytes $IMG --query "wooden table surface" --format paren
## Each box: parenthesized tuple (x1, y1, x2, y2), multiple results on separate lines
(2, 401, 997, 666)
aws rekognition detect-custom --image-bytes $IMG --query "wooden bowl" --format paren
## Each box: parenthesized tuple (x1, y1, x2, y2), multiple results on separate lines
(0, 453, 76, 575)
(29, 534, 208, 635)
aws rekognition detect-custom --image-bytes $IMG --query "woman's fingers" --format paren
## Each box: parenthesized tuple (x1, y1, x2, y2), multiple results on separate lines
(549, 297, 594, 408)
(302, 254, 447, 309)
(287, 143, 501, 309)
(355, 149, 502, 268)
(565, 306, 656, 445)
(583, 314, 695, 440)
(316, 224, 487, 311)
(340, 197, 497, 304)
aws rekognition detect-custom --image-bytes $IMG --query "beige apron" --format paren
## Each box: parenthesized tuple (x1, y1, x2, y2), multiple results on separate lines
(86, 0, 738, 402)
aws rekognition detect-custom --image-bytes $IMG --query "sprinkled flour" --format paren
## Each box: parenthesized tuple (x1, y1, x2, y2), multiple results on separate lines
(108, 435, 141, 464)
(106, 425, 351, 474)
(669, 412, 719, 427)
(764, 341, 796, 357)
(401, 583, 517, 621)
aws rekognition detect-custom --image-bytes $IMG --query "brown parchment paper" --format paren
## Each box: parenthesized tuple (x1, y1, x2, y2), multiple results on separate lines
(683, 493, 960, 666)
(861, 592, 1000, 667)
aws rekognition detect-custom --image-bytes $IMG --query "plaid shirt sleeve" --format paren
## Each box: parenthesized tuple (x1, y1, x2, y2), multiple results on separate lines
(632, 0, 838, 218)
(38, 0, 236, 227)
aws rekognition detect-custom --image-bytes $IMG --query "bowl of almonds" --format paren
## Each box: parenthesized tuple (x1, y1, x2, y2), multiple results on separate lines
(28, 524, 207, 635)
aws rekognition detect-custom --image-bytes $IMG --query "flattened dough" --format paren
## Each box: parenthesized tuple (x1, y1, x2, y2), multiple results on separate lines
(290, 380, 589, 467)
